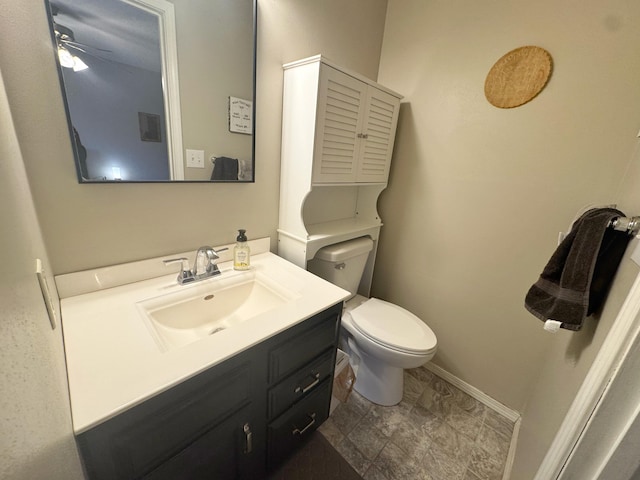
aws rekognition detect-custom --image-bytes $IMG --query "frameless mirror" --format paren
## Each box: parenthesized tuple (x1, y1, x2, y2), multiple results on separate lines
(46, 0, 256, 183)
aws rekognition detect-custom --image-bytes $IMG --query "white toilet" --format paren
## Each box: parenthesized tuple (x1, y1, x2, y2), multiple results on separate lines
(307, 237, 437, 406)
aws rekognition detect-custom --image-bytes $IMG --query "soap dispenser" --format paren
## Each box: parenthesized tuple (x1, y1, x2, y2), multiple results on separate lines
(233, 229, 250, 271)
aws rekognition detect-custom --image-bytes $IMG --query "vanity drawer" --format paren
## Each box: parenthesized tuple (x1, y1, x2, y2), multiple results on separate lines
(268, 348, 334, 420)
(267, 303, 341, 384)
(267, 378, 331, 470)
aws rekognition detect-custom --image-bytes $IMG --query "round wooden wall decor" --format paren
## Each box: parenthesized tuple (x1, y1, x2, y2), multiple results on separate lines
(484, 46, 552, 108)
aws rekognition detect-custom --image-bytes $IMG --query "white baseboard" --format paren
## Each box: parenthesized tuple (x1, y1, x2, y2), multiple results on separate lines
(503, 416, 521, 480)
(421, 363, 521, 480)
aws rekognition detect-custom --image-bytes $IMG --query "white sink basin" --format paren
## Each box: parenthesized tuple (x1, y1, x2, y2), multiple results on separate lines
(137, 271, 300, 351)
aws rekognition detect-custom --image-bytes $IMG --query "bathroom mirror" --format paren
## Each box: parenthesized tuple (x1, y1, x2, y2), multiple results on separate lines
(46, 0, 256, 183)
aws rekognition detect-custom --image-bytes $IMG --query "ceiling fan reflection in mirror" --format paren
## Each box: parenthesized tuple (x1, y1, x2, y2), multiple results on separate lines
(51, 5, 113, 72)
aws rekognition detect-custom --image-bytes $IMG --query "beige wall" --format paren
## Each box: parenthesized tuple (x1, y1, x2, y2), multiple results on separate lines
(0, 0, 388, 275)
(0, 70, 84, 479)
(174, 0, 254, 181)
(376, 0, 640, 477)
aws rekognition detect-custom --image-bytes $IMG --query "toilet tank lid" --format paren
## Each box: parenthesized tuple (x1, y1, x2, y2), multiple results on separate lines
(314, 237, 374, 262)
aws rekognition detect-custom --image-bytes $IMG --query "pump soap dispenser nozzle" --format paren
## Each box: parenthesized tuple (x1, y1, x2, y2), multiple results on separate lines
(233, 229, 250, 271)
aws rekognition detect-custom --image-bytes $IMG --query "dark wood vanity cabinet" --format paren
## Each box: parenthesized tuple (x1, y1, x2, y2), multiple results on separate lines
(76, 302, 342, 479)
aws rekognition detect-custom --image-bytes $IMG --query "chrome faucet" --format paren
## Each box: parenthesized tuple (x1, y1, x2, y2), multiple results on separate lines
(163, 246, 228, 285)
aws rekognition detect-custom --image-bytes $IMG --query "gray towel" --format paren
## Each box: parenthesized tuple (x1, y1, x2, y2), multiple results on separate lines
(211, 156, 239, 181)
(525, 208, 631, 331)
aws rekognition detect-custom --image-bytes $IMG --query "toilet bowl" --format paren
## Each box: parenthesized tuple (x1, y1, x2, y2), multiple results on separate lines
(307, 237, 437, 406)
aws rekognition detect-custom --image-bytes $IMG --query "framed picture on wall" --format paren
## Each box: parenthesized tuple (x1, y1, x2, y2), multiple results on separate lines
(228, 96, 253, 135)
(138, 112, 162, 142)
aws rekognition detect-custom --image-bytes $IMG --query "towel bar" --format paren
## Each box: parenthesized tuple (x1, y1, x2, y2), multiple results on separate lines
(609, 216, 640, 236)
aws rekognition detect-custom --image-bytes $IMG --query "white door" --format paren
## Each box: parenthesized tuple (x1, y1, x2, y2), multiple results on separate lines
(356, 86, 400, 183)
(312, 65, 367, 184)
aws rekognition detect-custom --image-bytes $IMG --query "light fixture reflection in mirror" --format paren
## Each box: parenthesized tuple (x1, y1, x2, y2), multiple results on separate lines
(47, 0, 256, 183)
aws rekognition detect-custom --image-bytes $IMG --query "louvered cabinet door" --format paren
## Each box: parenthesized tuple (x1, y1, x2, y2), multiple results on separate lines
(312, 66, 367, 184)
(356, 87, 400, 183)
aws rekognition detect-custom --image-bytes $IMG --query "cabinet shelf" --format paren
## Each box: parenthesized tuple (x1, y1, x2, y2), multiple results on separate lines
(278, 217, 383, 273)
(305, 218, 382, 241)
(311, 181, 387, 187)
(278, 218, 381, 239)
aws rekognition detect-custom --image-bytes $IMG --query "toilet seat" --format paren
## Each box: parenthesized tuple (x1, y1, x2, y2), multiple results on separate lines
(348, 298, 437, 355)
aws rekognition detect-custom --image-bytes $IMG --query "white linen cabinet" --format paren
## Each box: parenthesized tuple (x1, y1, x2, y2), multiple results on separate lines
(278, 55, 402, 295)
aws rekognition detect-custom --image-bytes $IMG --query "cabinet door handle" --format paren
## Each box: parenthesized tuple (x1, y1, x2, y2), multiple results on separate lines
(243, 423, 253, 453)
(292, 413, 316, 435)
(294, 372, 320, 394)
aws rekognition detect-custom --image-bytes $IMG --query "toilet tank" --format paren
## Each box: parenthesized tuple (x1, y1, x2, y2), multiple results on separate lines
(307, 237, 374, 298)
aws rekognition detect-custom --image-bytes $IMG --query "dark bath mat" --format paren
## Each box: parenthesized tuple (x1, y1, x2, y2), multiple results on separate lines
(267, 431, 362, 480)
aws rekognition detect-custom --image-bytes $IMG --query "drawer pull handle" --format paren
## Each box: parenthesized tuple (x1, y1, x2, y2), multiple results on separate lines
(243, 423, 253, 453)
(294, 372, 321, 394)
(292, 413, 316, 435)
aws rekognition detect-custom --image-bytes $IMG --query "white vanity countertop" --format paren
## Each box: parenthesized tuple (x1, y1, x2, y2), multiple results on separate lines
(60, 251, 349, 434)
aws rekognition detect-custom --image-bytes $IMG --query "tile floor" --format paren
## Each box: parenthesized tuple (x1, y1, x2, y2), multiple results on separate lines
(318, 365, 515, 480)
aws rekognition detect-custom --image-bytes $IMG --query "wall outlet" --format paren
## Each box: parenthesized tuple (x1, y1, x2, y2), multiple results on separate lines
(186, 149, 205, 168)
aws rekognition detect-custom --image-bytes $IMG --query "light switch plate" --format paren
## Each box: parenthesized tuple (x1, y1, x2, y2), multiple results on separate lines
(186, 149, 205, 168)
(631, 238, 640, 267)
(36, 258, 57, 330)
